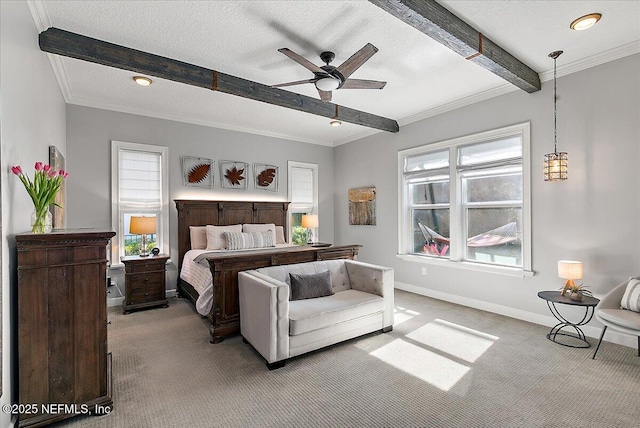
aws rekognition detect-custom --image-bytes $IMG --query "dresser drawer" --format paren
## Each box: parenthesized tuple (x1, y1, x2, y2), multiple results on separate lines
(128, 272, 165, 290)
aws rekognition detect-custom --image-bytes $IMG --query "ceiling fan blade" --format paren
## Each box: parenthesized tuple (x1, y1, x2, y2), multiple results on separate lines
(271, 78, 317, 88)
(335, 43, 378, 79)
(318, 89, 332, 102)
(341, 79, 387, 90)
(278, 48, 326, 74)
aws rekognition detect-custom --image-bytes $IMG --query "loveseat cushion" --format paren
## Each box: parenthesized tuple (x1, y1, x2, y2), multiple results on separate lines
(598, 308, 640, 330)
(290, 271, 333, 301)
(288, 289, 384, 336)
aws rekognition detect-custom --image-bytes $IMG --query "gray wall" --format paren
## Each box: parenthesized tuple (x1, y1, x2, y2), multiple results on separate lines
(334, 54, 640, 342)
(1, 1, 67, 424)
(65, 105, 335, 276)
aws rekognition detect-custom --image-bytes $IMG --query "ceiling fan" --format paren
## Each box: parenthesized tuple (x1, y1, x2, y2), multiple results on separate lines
(272, 43, 387, 102)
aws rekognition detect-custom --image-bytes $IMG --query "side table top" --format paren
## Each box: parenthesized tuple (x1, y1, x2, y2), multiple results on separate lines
(537, 290, 600, 307)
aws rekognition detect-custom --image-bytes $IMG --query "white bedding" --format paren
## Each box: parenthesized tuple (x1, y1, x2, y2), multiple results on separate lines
(180, 245, 296, 315)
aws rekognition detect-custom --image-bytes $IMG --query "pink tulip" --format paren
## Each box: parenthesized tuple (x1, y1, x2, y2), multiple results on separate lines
(43, 164, 51, 172)
(35, 162, 44, 171)
(59, 169, 69, 178)
(11, 165, 22, 175)
(47, 170, 58, 178)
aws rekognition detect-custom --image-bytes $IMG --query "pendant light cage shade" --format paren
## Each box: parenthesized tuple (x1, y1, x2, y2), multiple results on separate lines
(543, 152, 568, 181)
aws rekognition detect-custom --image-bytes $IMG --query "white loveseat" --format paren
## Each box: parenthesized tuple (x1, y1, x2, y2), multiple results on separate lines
(238, 259, 394, 369)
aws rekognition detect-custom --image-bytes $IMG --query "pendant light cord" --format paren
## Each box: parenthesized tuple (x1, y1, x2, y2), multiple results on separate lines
(553, 55, 558, 154)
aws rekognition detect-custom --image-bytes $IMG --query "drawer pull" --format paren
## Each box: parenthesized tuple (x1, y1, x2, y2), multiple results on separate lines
(145, 293, 149, 296)
(144, 278, 149, 282)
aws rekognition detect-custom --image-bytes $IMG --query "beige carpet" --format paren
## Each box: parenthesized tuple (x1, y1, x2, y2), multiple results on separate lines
(57, 290, 639, 428)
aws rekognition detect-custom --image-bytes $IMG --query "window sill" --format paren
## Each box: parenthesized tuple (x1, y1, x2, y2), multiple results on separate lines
(396, 253, 535, 277)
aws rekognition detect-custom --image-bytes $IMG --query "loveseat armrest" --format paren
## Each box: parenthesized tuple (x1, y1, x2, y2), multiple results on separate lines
(345, 260, 394, 328)
(238, 271, 289, 363)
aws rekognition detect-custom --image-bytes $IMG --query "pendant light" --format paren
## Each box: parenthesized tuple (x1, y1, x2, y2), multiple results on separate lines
(543, 50, 567, 182)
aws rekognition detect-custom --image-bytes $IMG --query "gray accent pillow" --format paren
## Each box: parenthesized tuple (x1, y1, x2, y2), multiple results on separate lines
(289, 270, 333, 301)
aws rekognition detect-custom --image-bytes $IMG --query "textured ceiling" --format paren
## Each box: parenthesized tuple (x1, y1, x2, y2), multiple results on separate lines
(29, 0, 640, 146)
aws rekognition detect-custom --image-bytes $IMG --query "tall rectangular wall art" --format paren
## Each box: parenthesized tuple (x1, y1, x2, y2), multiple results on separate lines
(349, 186, 376, 225)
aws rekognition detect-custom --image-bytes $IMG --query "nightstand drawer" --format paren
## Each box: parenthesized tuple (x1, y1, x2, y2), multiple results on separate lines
(127, 260, 166, 273)
(128, 287, 165, 305)
(128, 272, 165, 290)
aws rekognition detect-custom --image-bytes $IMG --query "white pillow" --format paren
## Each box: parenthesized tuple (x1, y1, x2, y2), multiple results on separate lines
(275, 226, 286, 244)
(206, 224, 242, 250)
(621, 278, 640, 313)
(243, 223, 277, 244)
(189, 226, 208, 250)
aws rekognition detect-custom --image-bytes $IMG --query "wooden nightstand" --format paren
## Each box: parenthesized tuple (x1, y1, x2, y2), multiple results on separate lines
(122, 254, 169, 314)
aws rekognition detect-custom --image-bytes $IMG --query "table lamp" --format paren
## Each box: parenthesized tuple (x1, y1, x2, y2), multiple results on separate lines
(558, 260, 583, 295)
(301, 214, 319, 244)
(130, 216, 156, 257)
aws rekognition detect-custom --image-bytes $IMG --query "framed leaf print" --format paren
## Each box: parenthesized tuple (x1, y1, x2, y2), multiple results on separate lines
(254, 164, 278, 192)
(220, 160, 249, 190)
(182, 156, 214, 188)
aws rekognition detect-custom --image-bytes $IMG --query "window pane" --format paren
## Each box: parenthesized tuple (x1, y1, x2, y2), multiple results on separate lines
(459, 136, 522, 166)
(290, 212, 308, 245)
(405, 150, 448, 172)
(412, 209, 450, 256)
(411, 180, 449, 204)
(466, 208, 521, 266)
(123, 213, 157, 256)
(465, 173, 522, 203)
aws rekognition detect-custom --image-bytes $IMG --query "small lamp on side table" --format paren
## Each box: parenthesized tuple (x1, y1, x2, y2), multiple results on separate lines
(558, 260, 583, 295)
(301, 214, 319, 245)
(130, 216, 156, 257)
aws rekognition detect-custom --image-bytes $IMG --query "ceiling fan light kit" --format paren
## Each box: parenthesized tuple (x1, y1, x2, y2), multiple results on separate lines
(273, 43, 387, 102)
(570, 13, 602, 31)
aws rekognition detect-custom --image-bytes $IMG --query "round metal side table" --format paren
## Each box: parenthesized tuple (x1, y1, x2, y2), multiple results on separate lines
(537, 291, 600, 348)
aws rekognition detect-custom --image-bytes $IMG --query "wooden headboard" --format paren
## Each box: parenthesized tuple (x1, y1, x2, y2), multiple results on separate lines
(174, 200, 290, 271)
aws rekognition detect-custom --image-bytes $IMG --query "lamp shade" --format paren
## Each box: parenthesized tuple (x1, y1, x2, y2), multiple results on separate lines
(558, 260, 583, 280)
(301, 214, 319, 228)
(130, 216, 156, 235)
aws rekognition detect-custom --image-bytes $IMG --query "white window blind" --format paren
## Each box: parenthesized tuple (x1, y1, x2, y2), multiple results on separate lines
(119, 150, 162, 209)
(290, 166, 314, 212)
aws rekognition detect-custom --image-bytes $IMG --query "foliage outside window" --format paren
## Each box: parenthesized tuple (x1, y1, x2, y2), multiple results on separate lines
(399, 123, 531, 273)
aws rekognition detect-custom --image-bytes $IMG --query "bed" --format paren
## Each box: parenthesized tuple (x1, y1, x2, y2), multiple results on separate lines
(175, 200, 361, 343)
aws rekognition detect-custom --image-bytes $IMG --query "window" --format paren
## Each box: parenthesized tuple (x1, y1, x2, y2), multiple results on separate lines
(398, 123, 531, 275)
(288, 161, 318, 245)
(111, 141, 169, 264)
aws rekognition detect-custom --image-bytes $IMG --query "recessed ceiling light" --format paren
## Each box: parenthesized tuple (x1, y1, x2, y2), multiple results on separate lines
(570, 13, 602, 31)
(133, 76, 153, 86)
(329, 120, 342, 127)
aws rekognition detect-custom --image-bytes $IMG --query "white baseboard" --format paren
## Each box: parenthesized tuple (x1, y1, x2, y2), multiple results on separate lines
(395, 281, 637, 349)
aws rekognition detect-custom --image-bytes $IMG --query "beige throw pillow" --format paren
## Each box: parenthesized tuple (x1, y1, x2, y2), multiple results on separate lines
(206, 224, 242, 250)
(189, 226, 208, 250)
(275, 226, 286, 244)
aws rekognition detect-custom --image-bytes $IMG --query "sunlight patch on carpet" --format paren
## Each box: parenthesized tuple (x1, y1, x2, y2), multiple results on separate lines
(370, 338, 470, 391)
(394, 305, 420, 325)
(406, 319, 498, 363)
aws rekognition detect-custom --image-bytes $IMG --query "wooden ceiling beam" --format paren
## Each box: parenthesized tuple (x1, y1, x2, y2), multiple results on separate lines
(39, 28, 399, 133)
(368, 0, 541, 93)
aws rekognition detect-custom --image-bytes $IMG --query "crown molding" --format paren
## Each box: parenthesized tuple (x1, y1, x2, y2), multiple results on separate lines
(26, 0, 51, 31)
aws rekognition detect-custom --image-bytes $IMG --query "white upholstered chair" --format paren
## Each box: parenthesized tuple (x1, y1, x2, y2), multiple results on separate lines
(592, 279, 640, 359)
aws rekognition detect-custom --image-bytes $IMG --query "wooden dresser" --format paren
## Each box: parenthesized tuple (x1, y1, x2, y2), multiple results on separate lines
(121, 254, 169, 314)
(16, 229, 115, 427)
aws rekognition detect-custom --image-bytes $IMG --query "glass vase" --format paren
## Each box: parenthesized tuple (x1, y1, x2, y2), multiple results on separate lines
(31, 208, 53, 234)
